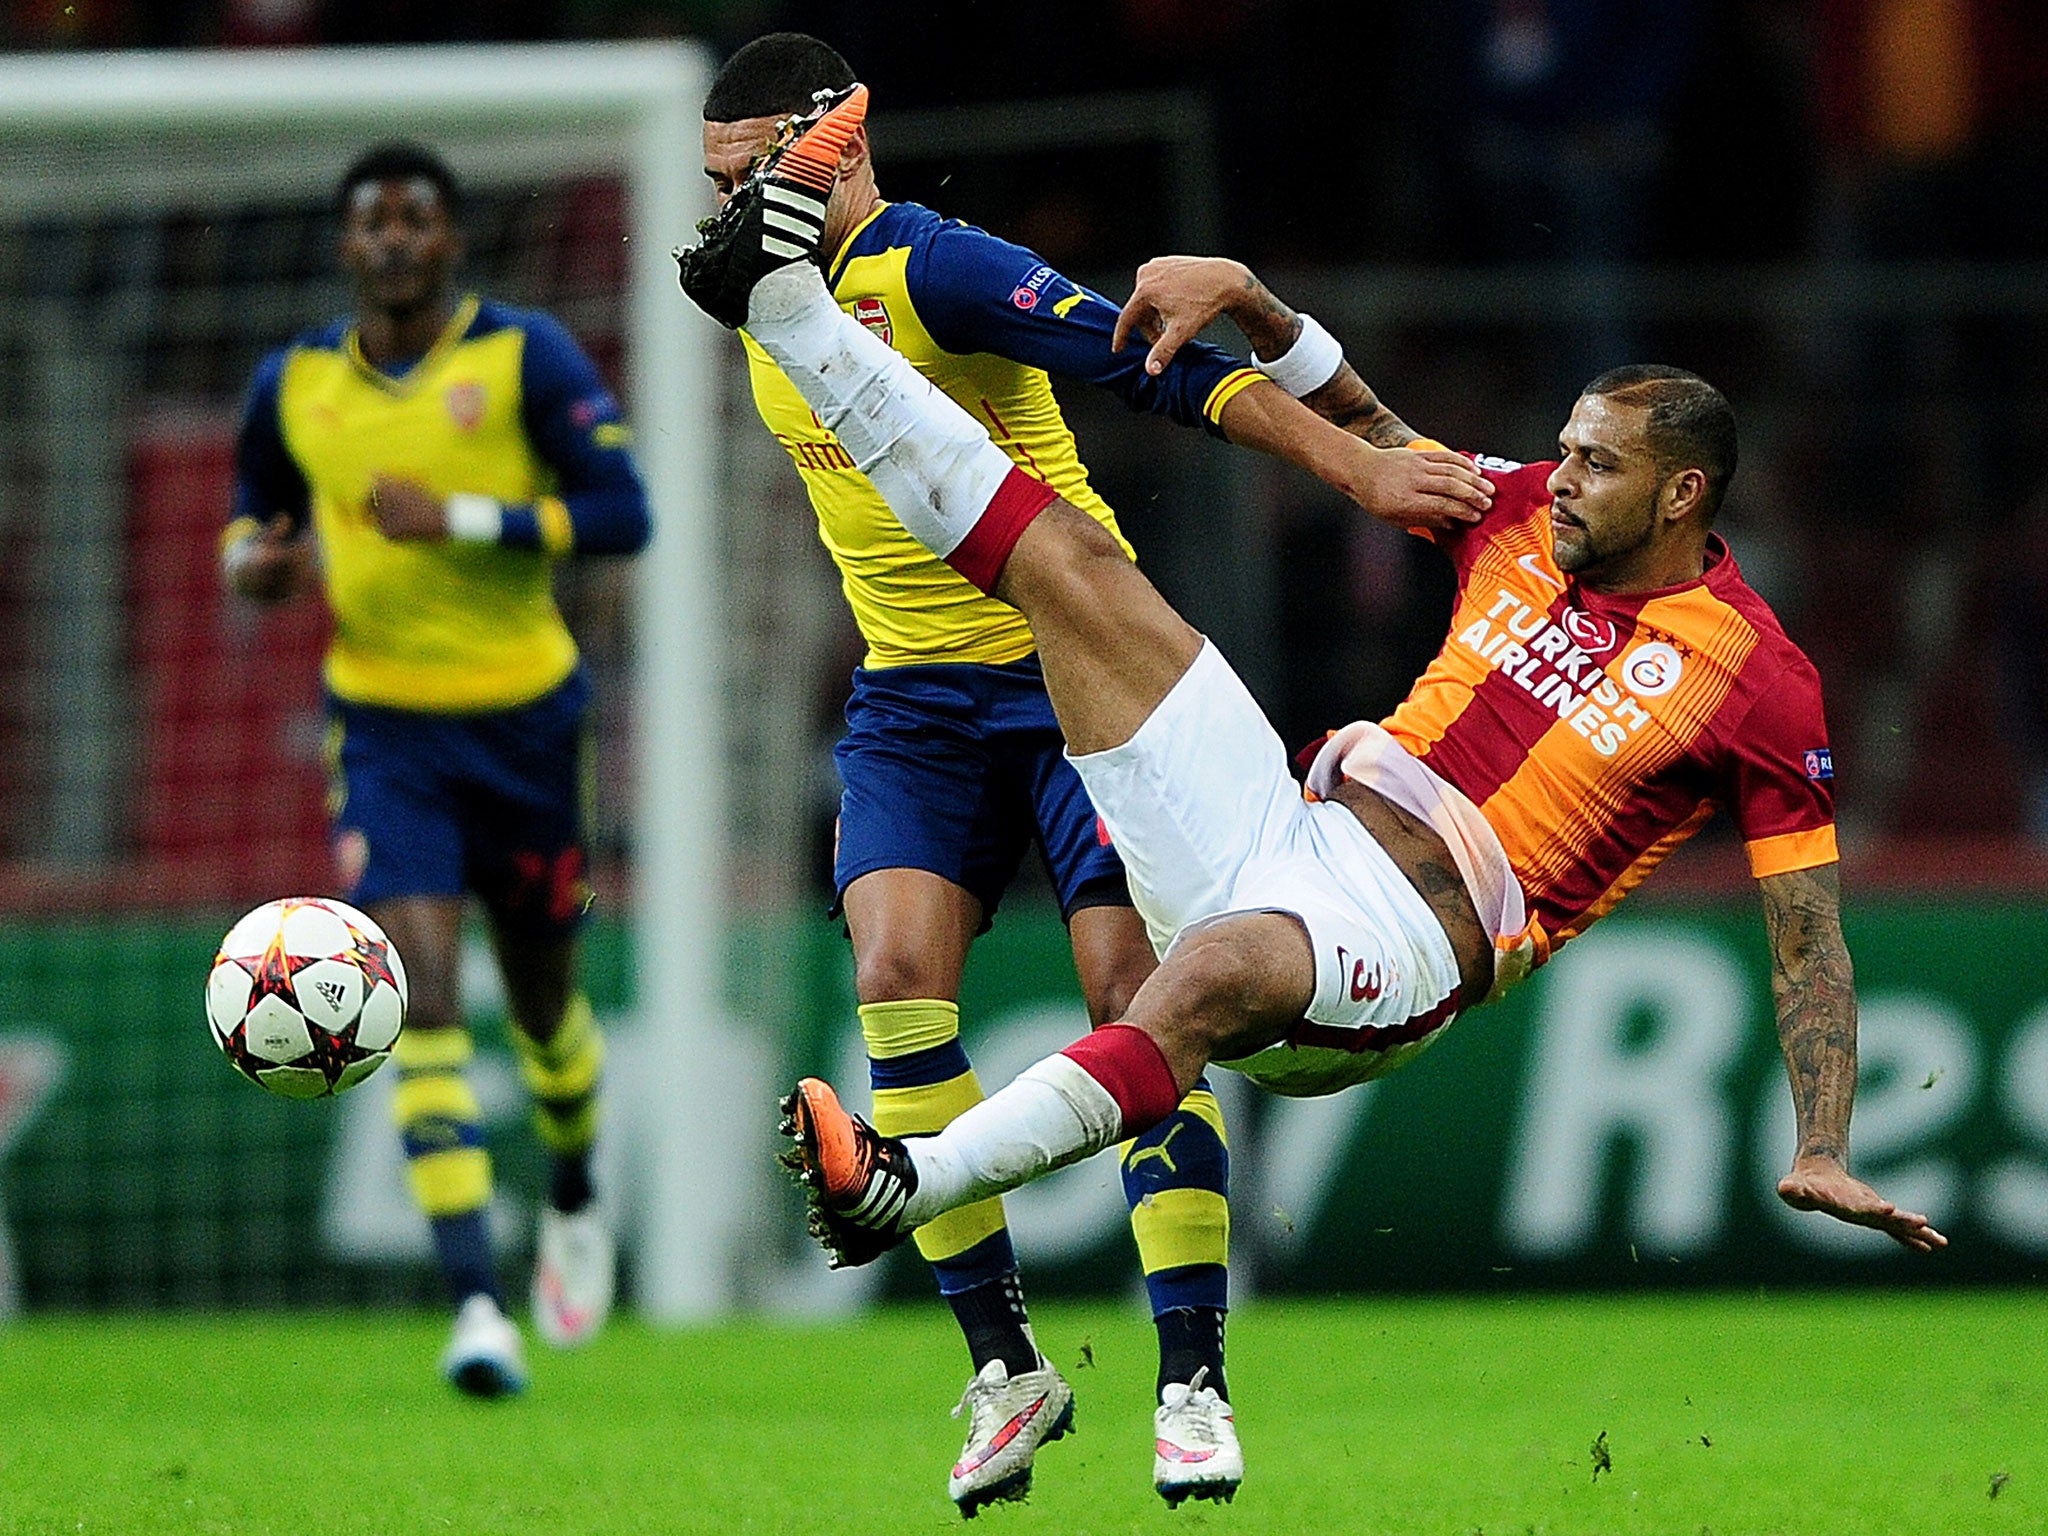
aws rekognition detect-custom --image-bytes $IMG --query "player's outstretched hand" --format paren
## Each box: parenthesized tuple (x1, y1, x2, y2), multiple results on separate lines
(1351, 444, 1495, 531)
(368, 475, 448, 542)
(1777, 1154, 1948, 1253)
(223, 513, 315, 603)
(1113, 255, 1260, 377)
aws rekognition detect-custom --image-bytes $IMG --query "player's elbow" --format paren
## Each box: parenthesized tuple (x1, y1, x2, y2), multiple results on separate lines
(574, 488, 652, 556)
(614, 494, 652, 555)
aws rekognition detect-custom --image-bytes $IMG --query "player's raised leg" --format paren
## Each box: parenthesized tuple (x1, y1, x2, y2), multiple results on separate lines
(735, 253, 1203, 758)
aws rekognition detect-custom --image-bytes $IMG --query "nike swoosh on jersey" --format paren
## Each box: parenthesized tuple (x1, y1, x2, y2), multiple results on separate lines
(1518, 551, 1565, 588)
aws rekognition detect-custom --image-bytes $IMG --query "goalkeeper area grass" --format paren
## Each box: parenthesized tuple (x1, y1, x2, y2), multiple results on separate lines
(1, 1291, 2040, 1535)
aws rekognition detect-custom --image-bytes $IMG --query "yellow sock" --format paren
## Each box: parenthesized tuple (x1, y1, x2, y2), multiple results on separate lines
(861, 998, 1008, 1266)
(391, 1026, 492, 1217)
(507, 992, 604, 1156)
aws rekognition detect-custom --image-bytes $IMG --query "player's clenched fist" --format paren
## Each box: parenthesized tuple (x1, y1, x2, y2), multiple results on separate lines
(222, 513, 316, 603)
(367, 474, 449, 542)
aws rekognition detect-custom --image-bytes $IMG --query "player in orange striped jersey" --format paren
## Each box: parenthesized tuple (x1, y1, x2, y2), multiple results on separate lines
(709, 221, 1946, 1264)
(1377, 410, 1836, 966)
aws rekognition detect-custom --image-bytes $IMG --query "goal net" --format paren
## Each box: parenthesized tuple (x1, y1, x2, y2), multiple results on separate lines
(0, 43, 737, 1320)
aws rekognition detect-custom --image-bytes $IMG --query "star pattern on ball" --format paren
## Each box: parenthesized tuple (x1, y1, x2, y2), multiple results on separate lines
(241, 901, 329, 1005)
(344, 921, 401, 994)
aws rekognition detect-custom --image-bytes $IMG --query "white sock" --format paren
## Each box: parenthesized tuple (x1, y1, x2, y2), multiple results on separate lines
(901, 1054, 1123, 1225)
(745, 263, 1019, 562)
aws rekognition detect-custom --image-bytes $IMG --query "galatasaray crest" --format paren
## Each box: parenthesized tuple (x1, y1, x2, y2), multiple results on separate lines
(444, 380, 486, 431)
(852, 296, 892, 346)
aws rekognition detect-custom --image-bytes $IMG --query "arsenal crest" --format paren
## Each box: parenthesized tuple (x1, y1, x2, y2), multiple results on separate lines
(444, 380, 486, 431)
(852, 296, 892, 346)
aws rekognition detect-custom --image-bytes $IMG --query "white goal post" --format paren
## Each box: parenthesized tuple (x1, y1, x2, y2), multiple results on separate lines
(0, 43, 732, 1321)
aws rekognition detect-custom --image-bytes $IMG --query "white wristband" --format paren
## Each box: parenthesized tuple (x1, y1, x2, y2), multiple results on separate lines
(443, 493, 504, 544)
(1253, 312, 1345, 398)
(222, 533, 262, 579)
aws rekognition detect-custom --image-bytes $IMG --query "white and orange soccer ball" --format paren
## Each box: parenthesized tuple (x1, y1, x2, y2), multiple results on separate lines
(205, 896, 407, 1099)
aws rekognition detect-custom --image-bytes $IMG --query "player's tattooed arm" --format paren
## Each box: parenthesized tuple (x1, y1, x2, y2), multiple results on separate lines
(1226, 275, 1419, 446)
(1758, 863, 1947, 1252)
(1114, 257, 1420, 445)
(1759, 863, 1856, 1163)
(1304, 364, 1422, 449)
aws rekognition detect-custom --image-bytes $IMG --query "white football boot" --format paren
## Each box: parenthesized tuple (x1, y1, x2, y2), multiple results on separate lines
(1153, 1368, 1242, 1507)
(531, 1204, 616, 1348)
(947, 1356, 1075, 1517)
(441, 1292, 528, 1399)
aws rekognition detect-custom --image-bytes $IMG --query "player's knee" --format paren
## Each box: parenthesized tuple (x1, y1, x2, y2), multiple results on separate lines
(853, 944, 956, 1006)
(1006, 504, 1131, 606)
(1155, 920, 1304, 1054)
(404, 988, 462, 1034)
(1085, 954, 1154, 1026)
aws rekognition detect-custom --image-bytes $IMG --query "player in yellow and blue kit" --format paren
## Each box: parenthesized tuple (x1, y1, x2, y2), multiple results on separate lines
(224, 144, 650, 1398)
(704, 37, 1417, 1512)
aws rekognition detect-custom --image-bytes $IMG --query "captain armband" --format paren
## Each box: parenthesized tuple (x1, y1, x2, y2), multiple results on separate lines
(1253, 312, 1345, 399)
(443, 493, 505, 544)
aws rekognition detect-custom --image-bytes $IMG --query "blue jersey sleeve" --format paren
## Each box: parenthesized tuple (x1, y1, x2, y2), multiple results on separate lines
(904, 222, 1251, 436)
(511, 311, 651, 556)
(231, 349, 310, 533)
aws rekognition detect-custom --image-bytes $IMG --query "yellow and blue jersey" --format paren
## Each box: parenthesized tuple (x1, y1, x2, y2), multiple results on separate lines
(231, 295, 650, 712)
(743, 201, 1264, 669)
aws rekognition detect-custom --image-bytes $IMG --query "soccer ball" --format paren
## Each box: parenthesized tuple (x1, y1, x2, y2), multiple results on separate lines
(206, 896, 407, 1099)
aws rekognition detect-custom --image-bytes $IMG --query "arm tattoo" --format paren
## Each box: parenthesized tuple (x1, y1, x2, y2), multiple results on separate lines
(1760, 864, 1857, 1163)
(1234, 271, 1303, 359)
(1306, 365, 1423, 448)
(1233, 275, 1420, 446)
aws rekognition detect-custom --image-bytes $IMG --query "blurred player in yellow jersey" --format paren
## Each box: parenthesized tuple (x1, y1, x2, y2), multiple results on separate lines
(224, 144, 651, 1397)
(702, 36, 1434, 1512)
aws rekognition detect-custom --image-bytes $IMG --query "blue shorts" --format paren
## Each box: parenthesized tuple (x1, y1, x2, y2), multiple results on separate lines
(833, 656, 1129, 924)
(326, 669, 592, 938)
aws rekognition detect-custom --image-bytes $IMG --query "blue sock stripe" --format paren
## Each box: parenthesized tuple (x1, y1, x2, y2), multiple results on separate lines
(401, 1119, 487, 1160)
(1145, 1262, 1229, 1316)
(868, 1038, 974, 1091)
(428, 1210, 499, 1307)
(929, 1228, 1019, 1297)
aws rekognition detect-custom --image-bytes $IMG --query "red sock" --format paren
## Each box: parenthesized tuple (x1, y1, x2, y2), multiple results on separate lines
(944, 466, 1057, 594)
(1060, 1023, 1182, 1136)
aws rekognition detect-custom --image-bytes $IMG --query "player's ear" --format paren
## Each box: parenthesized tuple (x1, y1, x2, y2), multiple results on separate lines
(1664, 466, 1708, 523)
(840, 123, 870, 173)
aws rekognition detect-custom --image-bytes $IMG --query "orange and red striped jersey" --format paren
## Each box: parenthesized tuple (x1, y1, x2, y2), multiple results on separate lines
(1385, 457, 1837, 960)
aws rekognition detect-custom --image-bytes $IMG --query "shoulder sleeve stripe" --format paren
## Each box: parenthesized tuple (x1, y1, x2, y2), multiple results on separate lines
(1747, 825, 1838, 878)
(1201, 367, 1266, 424)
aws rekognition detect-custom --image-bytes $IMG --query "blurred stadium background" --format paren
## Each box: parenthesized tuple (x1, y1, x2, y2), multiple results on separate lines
(0, 1, 2045, 1324)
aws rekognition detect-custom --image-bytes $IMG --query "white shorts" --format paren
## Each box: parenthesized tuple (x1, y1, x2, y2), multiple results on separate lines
(1066, 641, 1465, 1096)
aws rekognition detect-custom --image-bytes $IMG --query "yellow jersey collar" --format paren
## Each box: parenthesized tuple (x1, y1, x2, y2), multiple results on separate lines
(344, 292, 482, 395)
(826, 202, 892, 292)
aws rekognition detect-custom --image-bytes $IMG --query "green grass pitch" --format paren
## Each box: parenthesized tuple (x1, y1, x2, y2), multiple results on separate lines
(0, 1291, 2040, 1535)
